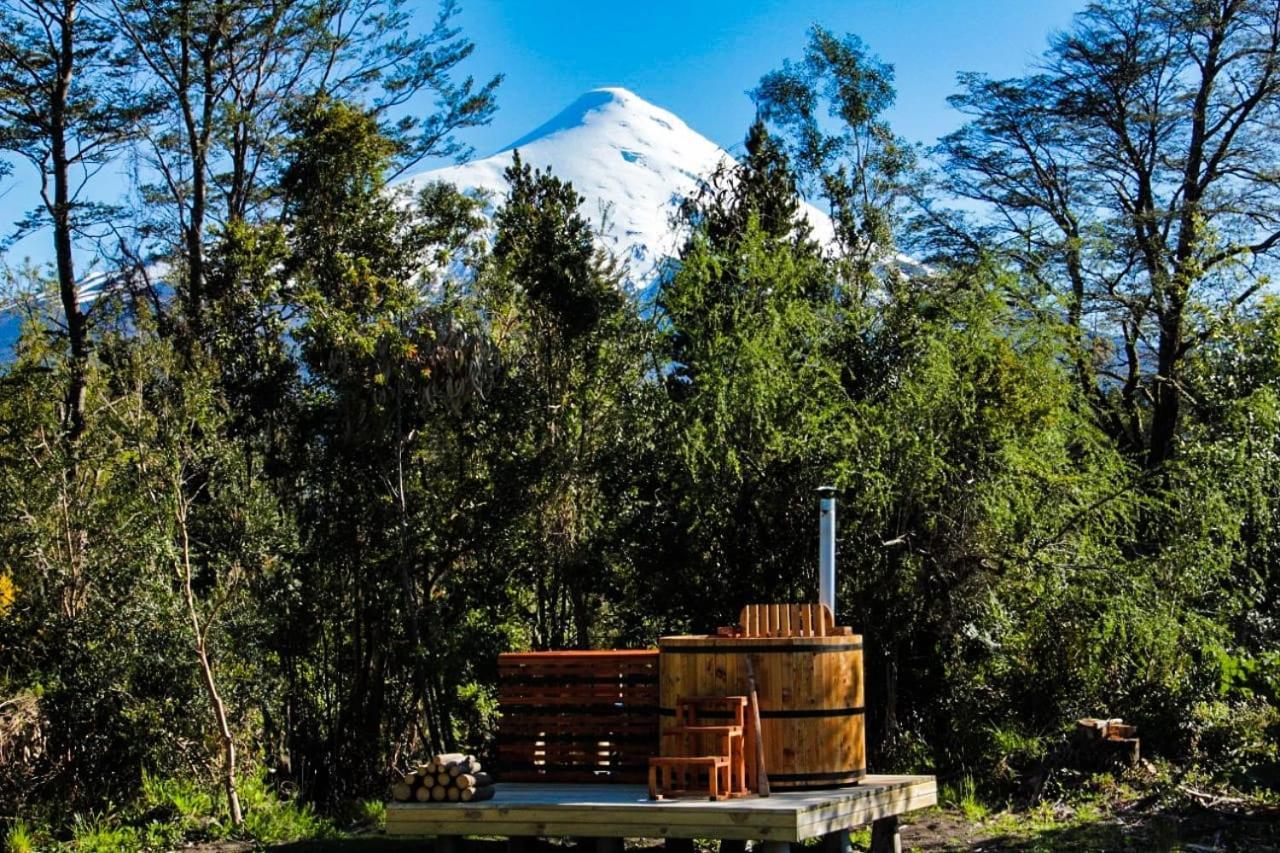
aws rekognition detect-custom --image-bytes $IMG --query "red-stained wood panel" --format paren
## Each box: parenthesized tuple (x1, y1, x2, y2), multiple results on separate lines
(498, 650, 660, 784)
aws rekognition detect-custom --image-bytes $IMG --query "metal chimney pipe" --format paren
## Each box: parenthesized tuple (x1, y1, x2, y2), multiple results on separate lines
(818, 486, 837, 620)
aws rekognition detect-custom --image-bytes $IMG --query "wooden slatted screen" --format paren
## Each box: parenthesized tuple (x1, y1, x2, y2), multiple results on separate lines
(497, 649, 659, 783)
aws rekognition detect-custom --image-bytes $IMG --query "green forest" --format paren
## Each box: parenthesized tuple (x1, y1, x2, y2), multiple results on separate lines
(1, 0, 1278, 849)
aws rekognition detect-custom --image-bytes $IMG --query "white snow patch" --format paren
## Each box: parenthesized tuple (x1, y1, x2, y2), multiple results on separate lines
(399, 87, 838, 295)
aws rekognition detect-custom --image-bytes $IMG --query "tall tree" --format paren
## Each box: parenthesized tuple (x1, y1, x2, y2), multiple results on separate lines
(665, 120, 823, 393)
(679, 119, 814, 254)
(752, 26, 916, 274)
(654, 120, 844, 627)
(109, 0, 500, 330)
(0, 0, 144, 440)
(278, 96, 493, 797)
(937, 0, 1280, 468)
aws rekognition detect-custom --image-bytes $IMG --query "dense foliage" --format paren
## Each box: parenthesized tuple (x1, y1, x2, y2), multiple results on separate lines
(1, 0, 1278, 845)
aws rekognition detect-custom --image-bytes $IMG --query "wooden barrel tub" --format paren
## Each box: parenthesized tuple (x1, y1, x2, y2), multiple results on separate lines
(658, 634, 866, 790)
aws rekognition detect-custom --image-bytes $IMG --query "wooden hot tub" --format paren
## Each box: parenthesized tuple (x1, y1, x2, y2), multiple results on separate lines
(658, 632, 866, 790)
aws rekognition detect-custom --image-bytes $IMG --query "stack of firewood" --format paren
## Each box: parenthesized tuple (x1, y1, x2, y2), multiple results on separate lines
(390, 752, 494, 803)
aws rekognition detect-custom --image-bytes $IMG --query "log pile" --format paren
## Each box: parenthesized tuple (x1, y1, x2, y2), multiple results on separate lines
(390, 752, 494, 803)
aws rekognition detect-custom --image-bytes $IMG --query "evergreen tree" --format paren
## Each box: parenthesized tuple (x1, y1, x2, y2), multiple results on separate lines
(110, 0, 501, 331)
(652, 118, 844, 627)
(0, 0, 146, 441)
(680, 119, 814, 252)
(276, 95, 496, 798)
(480, 152, 648, 648)
(663, 120, 825, 395)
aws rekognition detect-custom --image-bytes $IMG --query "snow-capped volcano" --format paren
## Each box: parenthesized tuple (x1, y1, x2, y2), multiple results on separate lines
(401, 87, 835, 292)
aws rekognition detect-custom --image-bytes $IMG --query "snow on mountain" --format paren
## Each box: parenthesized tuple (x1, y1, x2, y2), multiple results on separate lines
(0, 274, 114, 356)
(400, 87, 836, 294)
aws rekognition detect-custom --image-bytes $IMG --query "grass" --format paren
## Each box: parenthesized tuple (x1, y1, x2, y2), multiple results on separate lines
(7, 769, 343, 851)
(3, 820, 36, 853)
(68, 813, 143, 852)
(892, 763, 1280, 851)
(11, 763, 1278, 852)
(235, 772, 338, 843)
(332, 795, 386, 831)
(939, 775, 990, 823)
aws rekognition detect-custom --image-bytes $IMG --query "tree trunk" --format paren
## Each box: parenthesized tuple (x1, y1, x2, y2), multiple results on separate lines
(197, 644, 244, 826)
(178, 488, 243, 827)
(1147, 305, 1183, 469)
(50, 0, 87, 443)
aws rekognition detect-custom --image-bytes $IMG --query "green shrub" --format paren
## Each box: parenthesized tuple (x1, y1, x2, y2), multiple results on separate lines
(235, 772, 337, 843)
(11, 770, 344, 850)
(986, 725, 1049, 787)
(1187, 700, 1280, 789)
(138, 772, 215, 826)
(353, 798, 386, 829)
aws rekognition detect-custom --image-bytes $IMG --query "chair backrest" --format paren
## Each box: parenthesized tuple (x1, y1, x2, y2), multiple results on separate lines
(676, 696, 747, 728)
(738, 603, 836, 637)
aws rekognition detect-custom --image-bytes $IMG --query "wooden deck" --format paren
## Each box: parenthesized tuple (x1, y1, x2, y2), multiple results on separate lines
(385, 776, 936, 843)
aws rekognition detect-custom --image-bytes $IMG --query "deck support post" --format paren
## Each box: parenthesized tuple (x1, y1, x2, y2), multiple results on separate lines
(819, 830, 851, 853)
(869, 816, 901, 853)
(756, 842, 790, 853)
(436, 836, 462, 853)
(592, 838, 624, 853)
(508, 837, 536, 853)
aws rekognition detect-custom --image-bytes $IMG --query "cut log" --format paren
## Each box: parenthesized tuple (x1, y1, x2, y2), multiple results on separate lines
(460, 785, 495, 802)
(1072, 718, 1140, 769)
(437, 772, 452, 786)
(391, 782, 413, 802)
(449, 757, 481, 776)
(434, 752, 467, 767)
(447, 786, 461, 801)
(402, 771, 418, 786)
(431, 785, 448, 801)
(414, 785, 432, 802)
(456, 772, 493, 790)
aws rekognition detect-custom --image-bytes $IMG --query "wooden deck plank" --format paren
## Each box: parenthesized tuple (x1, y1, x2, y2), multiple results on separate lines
(385, 776, 936, 842)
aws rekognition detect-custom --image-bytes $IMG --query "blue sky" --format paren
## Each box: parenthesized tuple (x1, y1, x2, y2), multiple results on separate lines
(0, 0, 1085, 268)
(434, 0, 1085, 161)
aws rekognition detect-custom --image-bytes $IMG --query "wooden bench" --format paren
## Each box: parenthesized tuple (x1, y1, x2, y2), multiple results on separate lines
(648, 755, 731, 800)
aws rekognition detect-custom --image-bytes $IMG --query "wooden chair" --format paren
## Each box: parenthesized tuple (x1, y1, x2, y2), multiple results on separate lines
(648, 696, 749, 800)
